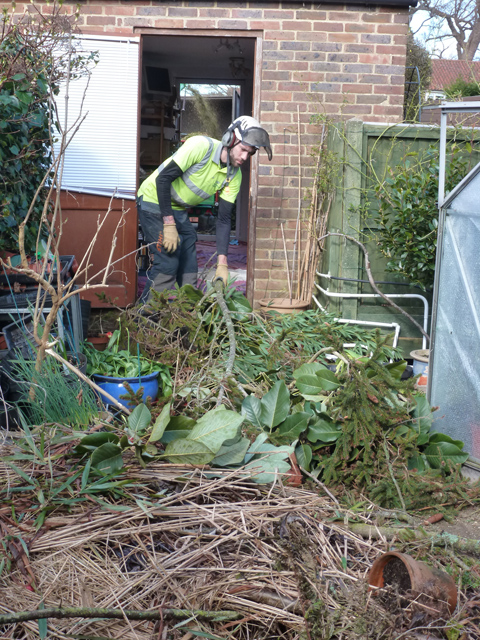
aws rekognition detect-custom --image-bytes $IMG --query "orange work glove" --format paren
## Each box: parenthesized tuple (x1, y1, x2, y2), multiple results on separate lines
(214, 263, 228, 286)
(162, 223, 180, 253)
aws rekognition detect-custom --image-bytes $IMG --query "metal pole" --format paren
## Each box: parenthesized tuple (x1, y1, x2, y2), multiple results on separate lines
(438, 103, 447, 208)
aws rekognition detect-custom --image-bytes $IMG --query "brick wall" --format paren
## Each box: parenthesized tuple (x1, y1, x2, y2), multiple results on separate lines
(4, 1, 409, 303)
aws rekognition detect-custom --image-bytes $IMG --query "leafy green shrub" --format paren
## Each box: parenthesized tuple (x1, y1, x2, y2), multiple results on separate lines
(375, 143, 472, 289)
(445, 76, 480, 98)
(0, 4, 95, 253)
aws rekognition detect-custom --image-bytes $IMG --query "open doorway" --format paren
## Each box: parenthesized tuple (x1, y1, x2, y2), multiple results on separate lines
(138, 34, 256, 296)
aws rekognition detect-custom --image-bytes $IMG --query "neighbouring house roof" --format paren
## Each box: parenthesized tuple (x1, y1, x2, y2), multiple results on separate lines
(430, 59, 480, 91)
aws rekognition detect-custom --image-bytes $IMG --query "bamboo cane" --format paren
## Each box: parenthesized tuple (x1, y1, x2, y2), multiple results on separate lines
(281, 222, 293, 303)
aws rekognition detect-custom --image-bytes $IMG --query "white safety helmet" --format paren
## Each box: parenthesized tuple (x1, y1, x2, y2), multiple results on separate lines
(221, 116, 272, 160)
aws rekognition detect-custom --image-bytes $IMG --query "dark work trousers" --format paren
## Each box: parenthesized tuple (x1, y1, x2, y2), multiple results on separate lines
(137, 197, 198, 303)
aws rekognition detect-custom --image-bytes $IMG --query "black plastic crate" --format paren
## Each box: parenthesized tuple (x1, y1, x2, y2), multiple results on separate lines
(0, 289, 52, 310)
(0, 255, 75, 287)
(3, 316, 37, 359)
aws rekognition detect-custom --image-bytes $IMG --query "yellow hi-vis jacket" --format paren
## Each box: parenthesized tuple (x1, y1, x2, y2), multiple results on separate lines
(138, 135, 242, 209)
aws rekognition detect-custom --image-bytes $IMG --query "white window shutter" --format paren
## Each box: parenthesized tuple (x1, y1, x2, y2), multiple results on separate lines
(54, 35, 140, 199)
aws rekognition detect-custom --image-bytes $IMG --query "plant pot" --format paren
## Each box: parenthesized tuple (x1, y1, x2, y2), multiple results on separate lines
(259, 298, 310, 315)
(410, 349, 429, 376)
(368, 551, 457, 614)
(86, 334, 110, 351)
(92, 371, 160, 409)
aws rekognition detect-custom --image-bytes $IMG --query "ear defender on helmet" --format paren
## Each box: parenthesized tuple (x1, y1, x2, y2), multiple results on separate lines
(221, 123, 236, 149)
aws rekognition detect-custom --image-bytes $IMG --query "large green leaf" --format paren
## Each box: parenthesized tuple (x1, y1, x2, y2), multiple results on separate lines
(307, 418, 341, 443)
(293, 362, 327, 379)
(75, 432, 119, 455)
(424, 442, 469, 469)
(149, 402, 171, 442)
(160, 415, 195, 443)
(277, 412, 311, 439)
(241, 395, 263, 429)
(187, 408, 244, 454)
(212, 437, 251, 467)
(411, 395, 433, 434)
(315, 370, 341, 390)
(259, 380, 291, 430)
(244, 432, 269, 462)
(408, 454, 427, 472)
(295, 443, 312, 471)
(163, 439, 215, 465)
(428, 432, 465, 449)
(127, 403, 151, 435)
(296, 374, 336, 396)
(384, 360, 407, 380)
(90, 443, 124, 475)
(243, 457, 291, 484)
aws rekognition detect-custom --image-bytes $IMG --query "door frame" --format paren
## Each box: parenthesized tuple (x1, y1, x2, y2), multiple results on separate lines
(136, 28, 263, 303)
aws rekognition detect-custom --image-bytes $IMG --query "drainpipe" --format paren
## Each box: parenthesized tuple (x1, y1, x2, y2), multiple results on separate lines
(314, 274, 429, 350)
(312, 295, 401, 349)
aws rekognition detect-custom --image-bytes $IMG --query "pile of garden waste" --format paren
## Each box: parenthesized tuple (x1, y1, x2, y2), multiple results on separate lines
(1, 283, 480, 640)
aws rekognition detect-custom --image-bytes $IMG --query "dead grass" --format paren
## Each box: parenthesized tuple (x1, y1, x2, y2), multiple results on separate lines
(0, 447, 479, 640)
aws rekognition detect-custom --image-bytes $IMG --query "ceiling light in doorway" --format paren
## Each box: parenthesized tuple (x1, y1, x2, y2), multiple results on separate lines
(229, 57, 250, 78)
(214, 37, 243, 54)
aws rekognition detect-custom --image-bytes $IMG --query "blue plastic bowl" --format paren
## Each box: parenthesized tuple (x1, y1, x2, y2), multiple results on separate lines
(92, 371, 160, 409)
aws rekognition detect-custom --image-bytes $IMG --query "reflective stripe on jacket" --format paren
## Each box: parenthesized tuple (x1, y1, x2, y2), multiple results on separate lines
(137, 135, 242, 209)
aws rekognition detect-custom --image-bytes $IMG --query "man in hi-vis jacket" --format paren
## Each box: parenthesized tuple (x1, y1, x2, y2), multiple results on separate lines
(137, 115, 272, 302)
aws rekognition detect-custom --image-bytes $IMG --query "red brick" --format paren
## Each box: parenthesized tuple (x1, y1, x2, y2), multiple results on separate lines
(346, 23, 374, 33)
(185, 19, 216, 28)
(113, 6, 136, 15)
(378, 24, 408, 34)
(374, 84, 404, 95)
(265, 30, 296, 41)
(84, 5, 104, 15)
(330, 33, 358, 43)
(375, 42, 403, 53)
(343, 84, 373, 94)
(328, 11, 359, 21)
(263, 9, 293, 19)
(198, 8, 230, 18)
(168, 7, 198, 17)
(282, 20, 312, 30)
(313, 21, 343, 32)
(218, 19, 248, 29)
(153, 18, 184, 28)
(358, 53, 392, 64)
(86, 16, 116, 25)
(361, 12, 392, 22)
(373, 105, 404, 116)
(250, 20, 280, 30)
(232, 9, 263, 18)
(296, 9, 327, 19)
(261, 91, 293, 101)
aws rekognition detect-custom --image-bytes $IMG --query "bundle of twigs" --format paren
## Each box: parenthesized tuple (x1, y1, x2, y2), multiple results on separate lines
(298, 133, 334, 304)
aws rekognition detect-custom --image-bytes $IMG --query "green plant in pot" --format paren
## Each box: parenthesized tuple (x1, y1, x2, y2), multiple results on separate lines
(83, 330, 171, 409)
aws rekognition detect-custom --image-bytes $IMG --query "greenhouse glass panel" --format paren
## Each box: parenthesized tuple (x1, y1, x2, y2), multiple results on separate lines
(429, 163, 480, 456)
